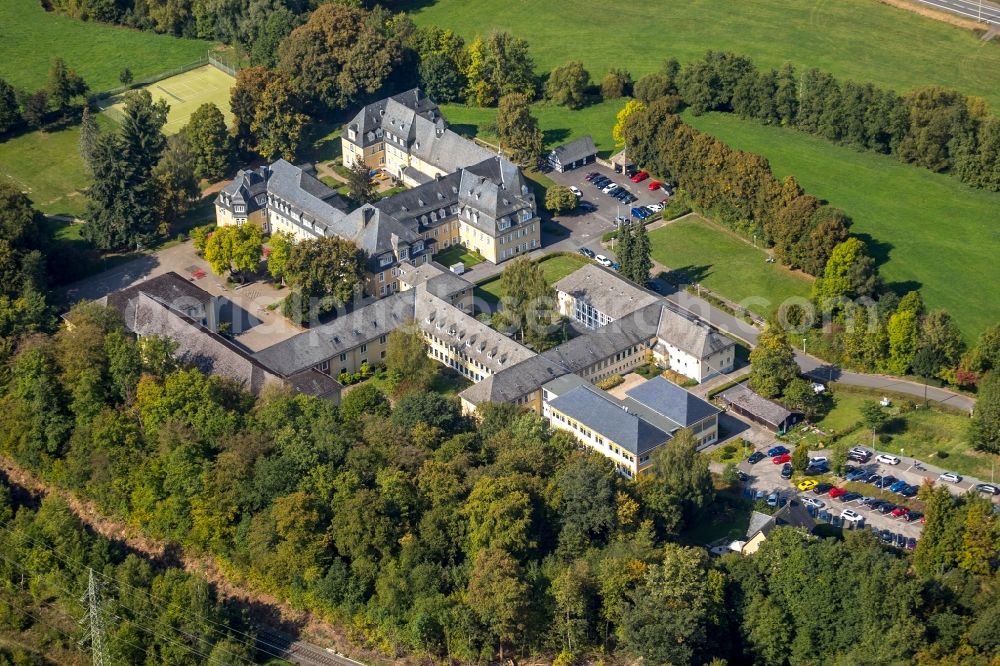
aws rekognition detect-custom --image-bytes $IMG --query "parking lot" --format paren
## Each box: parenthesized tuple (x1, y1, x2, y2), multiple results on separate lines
(738, 448, 926, 544)
(546, 162, 668, 231)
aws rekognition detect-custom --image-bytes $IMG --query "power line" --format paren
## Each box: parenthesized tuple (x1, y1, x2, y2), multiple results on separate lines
(80, 567, 110, 666)
(0, 522, 281, 665)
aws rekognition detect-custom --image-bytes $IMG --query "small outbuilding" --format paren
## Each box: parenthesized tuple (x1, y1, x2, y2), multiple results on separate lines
(547, 135, 597, 172)
(718, 383, 802, 434)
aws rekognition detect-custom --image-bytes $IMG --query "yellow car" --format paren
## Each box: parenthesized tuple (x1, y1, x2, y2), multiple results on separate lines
(797, 479, 818, 491)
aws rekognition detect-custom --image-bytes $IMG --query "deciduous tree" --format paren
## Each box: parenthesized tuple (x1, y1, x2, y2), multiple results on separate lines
(749, 324, 798, 398)
(347, 159, 375, 204)
(204, 224, 263, 281)
(496, 92, 543, 165)
(184, 102, 232, 181)
(385, 324, 437, 394)
(544, 185, 577, 214)
(971, 371, 1000, 453)
(546, 61, 590, 109)
(464, 32, 536, 107)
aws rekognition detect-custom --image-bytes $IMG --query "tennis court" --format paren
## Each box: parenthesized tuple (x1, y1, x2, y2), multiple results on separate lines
(101, 64, 235, 135)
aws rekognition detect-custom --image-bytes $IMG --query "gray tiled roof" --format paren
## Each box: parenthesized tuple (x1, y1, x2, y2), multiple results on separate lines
(555, 264, 659, 321)
(460, 355, 570, 405)
(285, 369, 342, 398)
(656, 306, 734, 358)
(253, 291, 416, 376)
(548, 384, 669, 455)
(267, 159, 350, 234)
(344, 88, 441, 148)
(104, 272, 214, 323)
(398, 261, 472, 300)
(415, 291, 534, 375)
(548, 135, 597, 166)
(129, 292, 283, 395)
(718, 383, 795, 428)
(625, 376, 720, 427)
(458, 158, 533, 223)
(541, 302, 660, 372)
(410, 126, 495, 175)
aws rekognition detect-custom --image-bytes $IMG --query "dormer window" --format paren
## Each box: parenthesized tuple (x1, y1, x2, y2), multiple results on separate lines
(379, 254, 393, 267)
(399, 247, 409, 260)
(235, 205, 245, 213)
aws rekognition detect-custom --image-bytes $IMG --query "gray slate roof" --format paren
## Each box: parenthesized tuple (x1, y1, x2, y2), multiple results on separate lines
(549, 135, 597, 166)
(460, 355, 570, 405)
(104, 272, 214, 323)
(267, 159, 350, 233)
(555, 264, 659, 321)
(625, 376, 720, 428)
(398, 261, 473, 300)
(656, 305, 734, 358)
(718, 383, 795, 427)
(253, 291, 416, 376)
(541, 302, 660, 372)
(344, 88, 442, 149)
(548, 384, 669, 455)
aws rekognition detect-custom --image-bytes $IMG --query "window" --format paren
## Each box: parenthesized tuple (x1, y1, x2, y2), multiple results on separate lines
(361, 344, 367, 353)
(378, 272, 385, 283)
(379, 335, 386, 344)
(339, 353, 347, 362)
(379, 254, 393, 267)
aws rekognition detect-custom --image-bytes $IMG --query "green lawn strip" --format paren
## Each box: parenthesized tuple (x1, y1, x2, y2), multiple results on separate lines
(475, 252, 591, 308)
(0, 113, 118, 217)
(440, 100, 623, 156)
(682, 111, 1000, 341)
(0, 0, 214, 93)
(411, 0, 1000, 110)
(433, 245, 484, 268)
(647, 215, 811, 317)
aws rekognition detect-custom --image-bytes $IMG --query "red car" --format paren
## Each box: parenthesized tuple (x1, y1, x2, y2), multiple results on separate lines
(828, 487, 847, 498)
(648, 180, 662, 191)
(772, 454, 791, 464)
(890, 506, 910, 518)
(631, 171, 649, 183)
(584, 172, 600, 181)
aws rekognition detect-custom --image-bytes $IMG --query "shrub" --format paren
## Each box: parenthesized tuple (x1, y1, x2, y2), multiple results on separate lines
(597, 374, 624, 390)
(936, 450, 950, 459)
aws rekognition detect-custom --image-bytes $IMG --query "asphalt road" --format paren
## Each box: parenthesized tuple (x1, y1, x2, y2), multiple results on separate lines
(915, 0, 1000, 24)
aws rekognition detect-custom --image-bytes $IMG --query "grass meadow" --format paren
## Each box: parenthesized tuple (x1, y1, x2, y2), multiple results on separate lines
(648, 215, 813, 317)
(410, 0, 1000, 111)
(475, 252, 591, 307)
(681, 112, 1000, 341)
(0, 0, 213, 94)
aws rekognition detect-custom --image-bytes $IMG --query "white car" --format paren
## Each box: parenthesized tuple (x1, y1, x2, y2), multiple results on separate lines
(569, 186, 582, 197)
(801, 497, 825, 509)
(876, 453, 901, 466)
(594, 254, 613, 268)
(939, 472, 962, 484)
(841, 509, 864, 524)
(602, 183, 619, 193)
(646, 203, 663, 212)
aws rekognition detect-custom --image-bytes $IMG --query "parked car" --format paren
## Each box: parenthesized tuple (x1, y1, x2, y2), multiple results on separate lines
(890, 506, 910, 518)
(845, 469, 870, 482)
(866, 474, 883, 485)
(878, 476, 898, 489)
(813, 483, 834, 495)
(861, 496, 879, 506)
(889, 479, 909, 493)
(578, 247, 595, 258)
(648, 180, 663, 190)
(766, 492, 780, 507)
(767, 446, 790, 457)
(584, 172, 600, 181)
(798, 479, 819, 491)
(772, 454, 792, 465)
(876, 453, 901, 465)
(895, 533, 907, 549)
(848, 451, 872, 463)
(747, 451, 766, 464)
(819, 510, 831, 523)
(578, 201, 597, 212)
(631, 171, 649, 183)
(939, 472, 962, 484)
(879, 529, 894, 543)
(805, 463, 828, 476)
(592, 176, 610, 187)
(781, 463, 793, 479)
(602, 183, 619, 194)
(840, 492, 862, 503)
(631, 207, 650, 219)
(977, 483, 1000, 495)
(610, 262, 620, 271)
(903, 511, 923, 523)
(899, 484, 918, 498)
(646, 203, 663, 212)
(809, 456, 829, 468)
(607, 186, 624, 197)
(569, 186, 582, 197)
(841, 509, 864, 525)
(802, 496, 825, 509)
(828, 487, 847, 499)
(619, 192, 637, 203)
(594, 254, 613, 267)
(906, 537, 917, 551)
(878, 503, 897, 514)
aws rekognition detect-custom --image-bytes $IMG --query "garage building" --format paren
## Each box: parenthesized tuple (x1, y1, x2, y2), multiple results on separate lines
(718, 383, 802, 434)
(547, 135, 597, 172)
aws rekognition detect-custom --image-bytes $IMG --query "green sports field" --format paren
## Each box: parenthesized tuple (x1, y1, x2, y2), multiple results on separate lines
(681, 111, 1000, 341)
(410, 0, 1000, 111)
(648, 215, 813, 317)
(0, 0, 213, 94)
(100, 65, 235, 135)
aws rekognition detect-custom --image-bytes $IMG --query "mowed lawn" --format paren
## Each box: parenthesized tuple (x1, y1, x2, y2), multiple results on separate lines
(101, 65, 235, 134)
(682, 112, 1000, 341)
(649, 215, 811, 317)
(0, 114, 118, 217)
(410, 0, 1000, 111)
(0, 0, 213, 93)
(441, 101, 622, 156)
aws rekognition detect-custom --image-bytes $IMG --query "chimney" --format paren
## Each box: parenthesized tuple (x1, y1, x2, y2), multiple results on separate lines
(206, 296, 220, 333)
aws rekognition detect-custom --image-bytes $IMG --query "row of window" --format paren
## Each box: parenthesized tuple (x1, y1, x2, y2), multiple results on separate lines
(498, 224, 536, 245)
(498, 239, 537, 260)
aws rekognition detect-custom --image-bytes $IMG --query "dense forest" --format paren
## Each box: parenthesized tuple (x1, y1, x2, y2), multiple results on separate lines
(0, 295, 997, 664)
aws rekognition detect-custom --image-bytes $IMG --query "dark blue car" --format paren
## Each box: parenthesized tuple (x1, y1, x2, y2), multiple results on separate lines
(767, 445, 789, 457)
